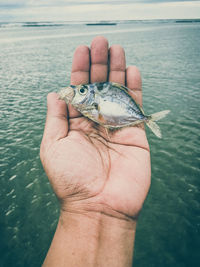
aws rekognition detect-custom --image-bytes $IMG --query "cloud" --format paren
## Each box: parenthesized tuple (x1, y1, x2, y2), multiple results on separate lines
(0, 0, 200, 21)
(1, 0, 200, 8)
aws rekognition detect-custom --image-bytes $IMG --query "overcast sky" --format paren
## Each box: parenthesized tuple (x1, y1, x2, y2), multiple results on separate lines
(0, 0, 200, 22)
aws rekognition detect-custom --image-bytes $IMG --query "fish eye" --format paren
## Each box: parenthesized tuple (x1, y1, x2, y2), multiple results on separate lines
(79, 87, 88, 95)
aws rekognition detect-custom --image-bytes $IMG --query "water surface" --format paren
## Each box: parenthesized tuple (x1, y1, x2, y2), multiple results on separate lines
(0, 20, 200, 267)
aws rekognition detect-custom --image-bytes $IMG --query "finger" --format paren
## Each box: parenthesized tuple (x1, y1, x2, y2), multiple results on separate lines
(126, 66, 142, 106)
(90, 36, 108, 83)
(71, 45, 90, 85)
(108, 45, 126, 85)
(42, 93, 68, 144)
(70, 45, 90, 117)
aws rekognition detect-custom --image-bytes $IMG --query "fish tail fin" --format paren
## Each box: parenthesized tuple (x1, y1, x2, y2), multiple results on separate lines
(150, 110, 170, 122)
(146, 120, 162, 138)
(146, 110, 170, 138)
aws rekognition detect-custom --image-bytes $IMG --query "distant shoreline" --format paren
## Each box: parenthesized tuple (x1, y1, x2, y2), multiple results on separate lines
(175, 19, 200, 23)
(86, 23, 117, 26)
(22, 23, 64, 27)
(0, 19, 200, 28)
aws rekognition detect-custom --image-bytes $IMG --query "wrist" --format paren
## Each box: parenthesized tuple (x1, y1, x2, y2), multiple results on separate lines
(59, 210, 136, 266)
(60, 207, 137, 232)
(43, 203, 137, 267)
(60, 195, 139, 222)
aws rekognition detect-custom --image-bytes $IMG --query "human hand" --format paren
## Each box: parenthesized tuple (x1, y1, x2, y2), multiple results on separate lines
(40, 36, 151, 221)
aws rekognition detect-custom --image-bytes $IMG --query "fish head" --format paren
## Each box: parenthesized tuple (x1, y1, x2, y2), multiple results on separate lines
(58, 85, 75, 104)
(71, 84, 91, 106)
(58, 84, 93, 107)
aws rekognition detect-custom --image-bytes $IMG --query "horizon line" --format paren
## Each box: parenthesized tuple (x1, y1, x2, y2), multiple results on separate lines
(1, 18, 200, 23)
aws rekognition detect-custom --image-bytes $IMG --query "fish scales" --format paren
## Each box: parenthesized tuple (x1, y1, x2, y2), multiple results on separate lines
(58, 82, 170, 138)
(97, 83, 144, 117)
(94, 83, 145, 125)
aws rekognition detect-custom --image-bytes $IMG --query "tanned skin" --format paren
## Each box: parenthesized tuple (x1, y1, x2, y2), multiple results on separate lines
(40, 36, 151, 267)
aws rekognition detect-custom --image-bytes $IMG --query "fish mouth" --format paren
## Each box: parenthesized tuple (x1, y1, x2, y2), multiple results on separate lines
(58, 86, 74, 103)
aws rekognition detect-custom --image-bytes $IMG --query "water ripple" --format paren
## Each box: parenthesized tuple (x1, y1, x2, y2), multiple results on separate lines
(0, 22, 200, 267)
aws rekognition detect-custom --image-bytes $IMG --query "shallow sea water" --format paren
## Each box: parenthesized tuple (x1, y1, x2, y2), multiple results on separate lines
(0, 21, 200, 266)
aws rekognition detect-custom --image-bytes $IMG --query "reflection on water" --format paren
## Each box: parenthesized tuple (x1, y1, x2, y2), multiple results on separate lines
(0, 21, 200, 266)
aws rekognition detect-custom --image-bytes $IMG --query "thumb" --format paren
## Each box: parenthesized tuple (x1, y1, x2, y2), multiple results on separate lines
(42, 92, 68, 144)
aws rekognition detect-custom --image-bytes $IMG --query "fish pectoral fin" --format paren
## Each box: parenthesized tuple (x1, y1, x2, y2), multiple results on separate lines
(81, 104, 98, 113)
(83, 106, 95, 111)
(79, 103, 100, 121)
(86, 103, 99, 110)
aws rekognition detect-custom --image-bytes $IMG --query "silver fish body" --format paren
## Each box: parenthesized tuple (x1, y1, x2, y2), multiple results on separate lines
(58, 82, 170, 138)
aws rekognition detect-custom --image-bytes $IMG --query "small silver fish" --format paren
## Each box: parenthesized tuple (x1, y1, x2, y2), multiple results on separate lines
(58, 82, 170, 138)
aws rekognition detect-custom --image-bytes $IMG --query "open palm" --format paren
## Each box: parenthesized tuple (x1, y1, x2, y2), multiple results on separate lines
(40, 36, 151, 220)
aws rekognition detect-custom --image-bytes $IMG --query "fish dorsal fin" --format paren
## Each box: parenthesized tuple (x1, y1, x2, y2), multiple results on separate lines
(111, 82, 131, 94)
(111, 82, 143, 111)
(140, 106, 145, 115)
(111, 82, 141, 96)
